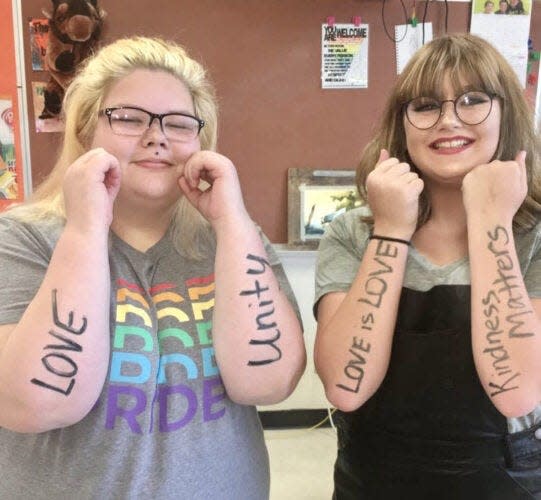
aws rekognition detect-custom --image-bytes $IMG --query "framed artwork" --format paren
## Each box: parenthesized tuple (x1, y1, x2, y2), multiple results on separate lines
(287, 168, 361, 248)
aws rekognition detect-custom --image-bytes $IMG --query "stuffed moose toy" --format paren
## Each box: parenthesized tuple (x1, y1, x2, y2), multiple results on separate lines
(39, 0, 105, 120)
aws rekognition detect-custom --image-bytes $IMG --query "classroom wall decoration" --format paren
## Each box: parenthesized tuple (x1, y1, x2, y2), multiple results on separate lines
(29, 17, 49, 71)
(321, 20, 369, 89)
(39, 0, 106, 121)
(0, 0, 25, 210)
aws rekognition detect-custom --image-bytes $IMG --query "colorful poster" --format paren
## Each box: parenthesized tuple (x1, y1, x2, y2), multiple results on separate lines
(470, 0, 532, 87)
(0, 0, 24, 210)
(0, 97, 18, 200)
(321, 23, 369, 89)
(29, 18, 49, 71)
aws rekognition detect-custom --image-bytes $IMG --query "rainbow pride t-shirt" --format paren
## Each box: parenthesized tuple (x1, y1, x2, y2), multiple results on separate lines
(0, 217, 297, 499)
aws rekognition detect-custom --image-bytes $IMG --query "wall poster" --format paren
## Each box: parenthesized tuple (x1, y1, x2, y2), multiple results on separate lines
(470, 0, 532, 87)
(321, 23, 369, 89)
(0, 0, 25, 209)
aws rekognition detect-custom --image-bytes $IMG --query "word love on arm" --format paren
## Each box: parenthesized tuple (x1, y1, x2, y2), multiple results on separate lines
(337, 239, 399, 393)
(30, 289, 88, 396)
(481, 225, 534, 398)
(239, 254, 282, 366)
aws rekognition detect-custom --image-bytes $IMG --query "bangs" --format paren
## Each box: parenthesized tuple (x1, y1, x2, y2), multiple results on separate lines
(396, 35, 504, 102)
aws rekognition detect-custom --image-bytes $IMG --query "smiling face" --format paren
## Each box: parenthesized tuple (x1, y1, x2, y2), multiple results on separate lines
(404, 74, 501, 188)
(91, 68, 201, 209)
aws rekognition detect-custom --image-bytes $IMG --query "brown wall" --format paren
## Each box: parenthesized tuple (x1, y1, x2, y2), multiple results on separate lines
(21, 0, 541, 242)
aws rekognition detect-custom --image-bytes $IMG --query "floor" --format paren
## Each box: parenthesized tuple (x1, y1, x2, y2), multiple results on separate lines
(265, 425, 337, 500)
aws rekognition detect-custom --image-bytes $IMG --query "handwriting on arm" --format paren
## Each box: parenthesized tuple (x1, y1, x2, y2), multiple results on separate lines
(337, 240, 398, 393)
(241, 254, 282, 366)
(481, 226, 532, 397)
(30, 289, 86, 396)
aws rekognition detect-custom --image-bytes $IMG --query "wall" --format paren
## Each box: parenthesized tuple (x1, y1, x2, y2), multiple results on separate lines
(261, 249, 326, 411)
(21, 0, 540, 242)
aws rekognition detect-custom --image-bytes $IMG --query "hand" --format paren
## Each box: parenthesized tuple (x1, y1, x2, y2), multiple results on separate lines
(178, 151, 250, 227)
(366, 149, 424, 239)
(462, 151, 527, 224)
(63, 148, 121, 232)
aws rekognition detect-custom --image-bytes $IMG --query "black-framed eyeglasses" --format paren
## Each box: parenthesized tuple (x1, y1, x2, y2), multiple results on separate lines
(403, 91, 500, 130)
(99, 106, 205, 142)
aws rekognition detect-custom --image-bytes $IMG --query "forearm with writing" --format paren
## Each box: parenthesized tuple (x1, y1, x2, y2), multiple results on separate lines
(315, 239, 408, 412)
(212, 217, 305, 405)
(469, 219, 541, 417)
(0, 225, 111, 432)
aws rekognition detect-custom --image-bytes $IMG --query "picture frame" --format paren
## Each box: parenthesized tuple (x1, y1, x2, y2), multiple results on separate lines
(287, 168, 361, 248)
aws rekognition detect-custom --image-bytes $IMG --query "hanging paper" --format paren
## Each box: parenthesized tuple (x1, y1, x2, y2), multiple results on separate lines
(395, 23, 433, 74)
(29, 18, 50, 71)
(321, 23, 369, 89)
(470, 0, 532, 87)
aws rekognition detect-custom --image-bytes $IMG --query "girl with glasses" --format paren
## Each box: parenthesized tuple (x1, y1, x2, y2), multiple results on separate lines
(0, 37, 305, 499)
(314, 33, 541, 498)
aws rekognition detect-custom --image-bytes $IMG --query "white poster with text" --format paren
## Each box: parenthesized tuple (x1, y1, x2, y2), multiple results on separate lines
(321, 23, 369, 89)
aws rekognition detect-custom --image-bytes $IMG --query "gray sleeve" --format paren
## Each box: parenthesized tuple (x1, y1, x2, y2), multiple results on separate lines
(259, 230, 303, 330)
(314, 212, 368, 316)
(0, 217, 53, 324)
(522, 226, 541, 298)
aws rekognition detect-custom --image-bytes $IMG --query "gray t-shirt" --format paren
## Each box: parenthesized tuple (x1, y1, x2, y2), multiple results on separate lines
(0, 215, 298, 500)
(315, 206, 541, 433)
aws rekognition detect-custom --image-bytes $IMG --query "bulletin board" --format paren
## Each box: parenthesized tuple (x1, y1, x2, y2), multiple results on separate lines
(0, 0, 25, 210)
(18, 0, 541, 243)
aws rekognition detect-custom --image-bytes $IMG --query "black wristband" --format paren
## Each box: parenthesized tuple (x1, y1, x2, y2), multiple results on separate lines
(369, 234, 411, 246)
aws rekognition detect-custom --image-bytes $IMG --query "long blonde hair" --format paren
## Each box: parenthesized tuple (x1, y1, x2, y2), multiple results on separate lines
(8, 36, 219, 258)
(357, 33, 541, 231)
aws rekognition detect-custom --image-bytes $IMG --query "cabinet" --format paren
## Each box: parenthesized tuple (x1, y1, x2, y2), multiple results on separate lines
(259, 247, 328, 411)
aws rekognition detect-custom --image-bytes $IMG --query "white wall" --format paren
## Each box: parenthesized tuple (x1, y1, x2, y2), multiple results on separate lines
(259, 247, 329, 411)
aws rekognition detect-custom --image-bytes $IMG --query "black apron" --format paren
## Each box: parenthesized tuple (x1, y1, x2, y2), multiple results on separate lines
(333, 285, 541, 499)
